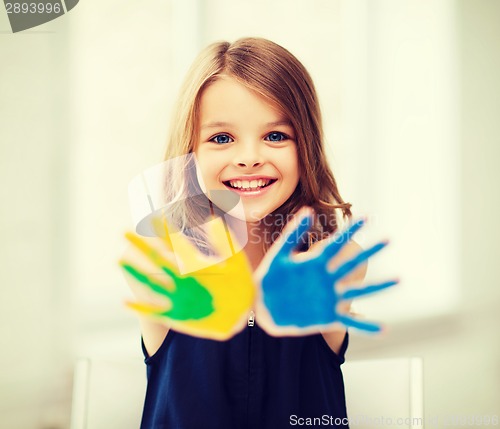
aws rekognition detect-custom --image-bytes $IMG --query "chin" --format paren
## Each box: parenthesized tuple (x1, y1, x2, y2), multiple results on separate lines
(243, 205, 281, 223)
(220, 205, 270, 223)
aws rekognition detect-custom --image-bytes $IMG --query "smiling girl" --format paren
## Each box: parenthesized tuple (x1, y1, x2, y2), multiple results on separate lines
(132, 38, 369, 429)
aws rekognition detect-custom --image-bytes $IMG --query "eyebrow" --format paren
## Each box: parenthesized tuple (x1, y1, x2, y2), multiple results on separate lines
(201, 120, 293, 130)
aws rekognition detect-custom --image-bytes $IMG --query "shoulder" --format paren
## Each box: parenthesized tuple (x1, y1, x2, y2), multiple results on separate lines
(139, 319, 170, 358)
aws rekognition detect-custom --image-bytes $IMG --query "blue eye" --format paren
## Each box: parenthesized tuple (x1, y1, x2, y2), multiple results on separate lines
(266, 132, 288, 142)
(210, 134, 233, 145)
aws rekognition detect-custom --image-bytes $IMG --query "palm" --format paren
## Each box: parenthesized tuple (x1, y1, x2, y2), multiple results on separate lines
(120, 216, 255, 340)
(256, 210, 397, 334)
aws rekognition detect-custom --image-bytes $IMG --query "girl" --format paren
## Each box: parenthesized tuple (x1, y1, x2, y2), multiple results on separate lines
(127, 37, 378, 429)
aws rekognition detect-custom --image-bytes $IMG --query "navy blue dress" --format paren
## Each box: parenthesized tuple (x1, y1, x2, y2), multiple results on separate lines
(140, 323, 349, 429)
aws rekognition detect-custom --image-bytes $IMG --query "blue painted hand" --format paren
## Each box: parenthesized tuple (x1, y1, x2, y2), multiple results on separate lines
(256, 208, 397, 335)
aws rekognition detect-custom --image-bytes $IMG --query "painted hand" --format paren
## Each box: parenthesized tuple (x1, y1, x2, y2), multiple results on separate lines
(120, 216, 255, 340)
(256, 209, 397, 335)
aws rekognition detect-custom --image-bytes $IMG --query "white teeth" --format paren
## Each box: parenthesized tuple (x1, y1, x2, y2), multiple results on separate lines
(227, 178, 273, 190)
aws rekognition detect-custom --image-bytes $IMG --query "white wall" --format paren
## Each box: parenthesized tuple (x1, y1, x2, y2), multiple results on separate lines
(349, 0, 500, 421)
(0, 10, 73, 429)
(339, 0, 461, 322)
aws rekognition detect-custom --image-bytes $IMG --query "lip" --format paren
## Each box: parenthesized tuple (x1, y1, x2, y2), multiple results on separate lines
(222, 175, 277, 181)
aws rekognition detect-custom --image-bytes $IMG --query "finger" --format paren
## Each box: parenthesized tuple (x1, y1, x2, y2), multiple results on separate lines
(275, 209, 313, 257)
(205, 216, 236, 257)
(320, 218, 365, 262)
(151, 216, 224, 274)
(337, 314, 382, 333)
(340, 279, 398, 300)
(125, 300, 170, 316)
(151, 213, 174, 251)
(125, 232, 179, 275)
(152, 216, 203, 261)
(120, 262, 175, 298)
(159, 222, 217, 273)
(331, 240, 389, 281)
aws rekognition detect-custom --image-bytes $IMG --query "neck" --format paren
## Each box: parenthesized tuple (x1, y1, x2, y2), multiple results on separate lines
(244, 222, 266, 270)
(224, 216, 266, 271)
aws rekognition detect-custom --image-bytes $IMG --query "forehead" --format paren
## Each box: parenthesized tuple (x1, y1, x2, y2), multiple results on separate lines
(198, 76, 289, 126)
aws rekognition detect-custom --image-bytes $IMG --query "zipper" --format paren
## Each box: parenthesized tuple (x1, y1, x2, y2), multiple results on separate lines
(247, 310, 255, 327)
(246, 310, 254, 427)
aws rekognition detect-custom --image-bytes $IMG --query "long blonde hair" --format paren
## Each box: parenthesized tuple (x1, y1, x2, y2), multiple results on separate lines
(163, 37, 351, 251)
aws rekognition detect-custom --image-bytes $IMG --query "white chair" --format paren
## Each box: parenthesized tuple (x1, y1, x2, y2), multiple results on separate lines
(343, 357, 424, 428)
(70, 357, 147, 429)
(71, 356, 423, 429)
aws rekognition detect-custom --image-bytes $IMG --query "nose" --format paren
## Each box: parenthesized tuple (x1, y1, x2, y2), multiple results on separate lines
(237, 160, 262, 168)
(234, 142, 263, 168)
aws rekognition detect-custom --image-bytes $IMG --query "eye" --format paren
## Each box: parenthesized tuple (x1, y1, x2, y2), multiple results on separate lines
(265, 132, 289, 142)
(210, 134, 233, 145)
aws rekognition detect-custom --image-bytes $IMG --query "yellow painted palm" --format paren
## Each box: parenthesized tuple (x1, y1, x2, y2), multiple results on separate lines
(120, 215, 255, 340)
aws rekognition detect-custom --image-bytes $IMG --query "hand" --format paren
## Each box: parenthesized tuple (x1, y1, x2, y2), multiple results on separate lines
(255, 208, 397, 335)
(120, 215, 255, 340)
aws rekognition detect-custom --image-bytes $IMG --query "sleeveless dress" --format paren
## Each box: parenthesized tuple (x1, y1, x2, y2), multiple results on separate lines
(140, 320, 349, 429)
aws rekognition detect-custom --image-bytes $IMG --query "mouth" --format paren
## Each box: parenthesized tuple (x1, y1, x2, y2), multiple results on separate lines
(222, 177, 278, 194)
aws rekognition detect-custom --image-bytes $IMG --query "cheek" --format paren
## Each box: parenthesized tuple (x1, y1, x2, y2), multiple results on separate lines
(194, 151, 208, 191)
(281, 148, 300, 188)
(195, 150, 224, 187)
(195, 163, 207, 192)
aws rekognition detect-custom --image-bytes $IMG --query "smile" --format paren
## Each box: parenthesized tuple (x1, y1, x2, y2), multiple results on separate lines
(222, 177, 278, 195)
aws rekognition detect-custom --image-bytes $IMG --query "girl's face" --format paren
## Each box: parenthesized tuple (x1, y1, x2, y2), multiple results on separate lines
(195, 76, 300, 223)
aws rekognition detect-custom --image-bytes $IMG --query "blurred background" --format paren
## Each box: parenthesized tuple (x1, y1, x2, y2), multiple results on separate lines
(1, 0, 499, 427)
